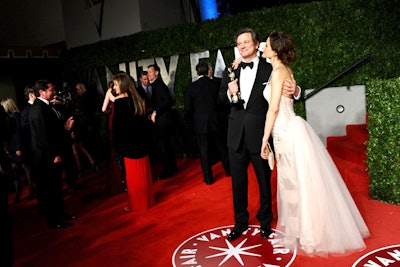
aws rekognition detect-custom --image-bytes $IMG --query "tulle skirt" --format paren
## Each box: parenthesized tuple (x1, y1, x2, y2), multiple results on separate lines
(124, 156, 154, 211)
(273, 116, 370, 256)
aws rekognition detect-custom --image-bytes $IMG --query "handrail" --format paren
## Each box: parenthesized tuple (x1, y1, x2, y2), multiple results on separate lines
(302, 54, 370, 101)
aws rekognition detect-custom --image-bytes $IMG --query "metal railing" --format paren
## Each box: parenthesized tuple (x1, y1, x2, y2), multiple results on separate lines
(302, 54, 371, 101)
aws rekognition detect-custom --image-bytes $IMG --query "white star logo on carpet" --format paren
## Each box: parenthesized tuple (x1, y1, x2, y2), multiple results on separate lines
(172, 225, 296, 267)
(206, 238, 262, 265)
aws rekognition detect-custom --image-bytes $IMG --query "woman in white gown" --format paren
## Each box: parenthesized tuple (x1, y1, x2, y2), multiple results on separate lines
(260, 31, 370, 256)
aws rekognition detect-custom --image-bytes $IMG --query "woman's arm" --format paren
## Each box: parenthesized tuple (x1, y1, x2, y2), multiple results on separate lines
(102, 89, 115, 113)
(261, 68, 284, 159)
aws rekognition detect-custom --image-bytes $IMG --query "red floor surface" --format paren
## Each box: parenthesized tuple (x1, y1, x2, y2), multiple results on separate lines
(8, 157, 400, 267)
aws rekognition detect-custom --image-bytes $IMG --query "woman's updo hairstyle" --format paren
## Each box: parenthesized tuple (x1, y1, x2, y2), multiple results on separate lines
(268, 31, 297, 64)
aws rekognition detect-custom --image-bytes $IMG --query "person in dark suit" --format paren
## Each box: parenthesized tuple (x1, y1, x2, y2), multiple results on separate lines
(20, 86, 37, 199)
(185, 62, 230, 185)
(29, 80, 75, 229)
(219, 28, 300, 241)
(148, 64, 178, 179)
(139, 71, 153, 116)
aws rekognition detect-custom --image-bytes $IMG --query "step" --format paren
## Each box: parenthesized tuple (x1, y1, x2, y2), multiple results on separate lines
(327, 135, 367, 166)
(345, 124, 369, 145)
(330, 154, 370, 196)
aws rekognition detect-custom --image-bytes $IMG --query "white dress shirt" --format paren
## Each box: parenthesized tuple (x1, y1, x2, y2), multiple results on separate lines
(239, 57, 259, 109)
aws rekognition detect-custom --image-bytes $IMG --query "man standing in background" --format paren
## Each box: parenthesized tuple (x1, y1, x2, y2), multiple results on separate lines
(185, 61, 230, 185)
(29, 80, 76, 229)
(147, 65, 178, 179)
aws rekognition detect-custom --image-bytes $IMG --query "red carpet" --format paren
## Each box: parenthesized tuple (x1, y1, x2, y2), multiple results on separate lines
(9, 123, 400, 267)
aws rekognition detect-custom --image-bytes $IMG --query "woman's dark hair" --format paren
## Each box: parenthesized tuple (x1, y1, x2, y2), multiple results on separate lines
(112, 73, 145, 116)
(268, 31, 297, 64)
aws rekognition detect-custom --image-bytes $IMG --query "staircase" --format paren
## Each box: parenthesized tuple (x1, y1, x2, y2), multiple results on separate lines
(326, 123, 370, 194)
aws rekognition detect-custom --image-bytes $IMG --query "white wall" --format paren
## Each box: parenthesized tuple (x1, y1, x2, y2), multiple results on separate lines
(62, 0, 187, 49)
(305, 85, 367, 145)
(0, 0, 187, 49)
(62, 0, 141, 48)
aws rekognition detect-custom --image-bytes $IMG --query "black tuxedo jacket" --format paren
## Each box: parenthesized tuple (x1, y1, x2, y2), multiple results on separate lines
(29, 99, 65, 165)
(219, 59, 273, 153)
(184, 76, 220, 134)
(139, 84, 152, 115)
(150, 77, 174, 127)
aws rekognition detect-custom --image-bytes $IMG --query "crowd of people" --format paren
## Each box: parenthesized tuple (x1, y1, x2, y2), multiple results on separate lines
(1, 80, 100, 229)
(1, 27, 371, 263)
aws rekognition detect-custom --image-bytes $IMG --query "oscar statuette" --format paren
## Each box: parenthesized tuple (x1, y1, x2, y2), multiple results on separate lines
(227, 67, 245, 106)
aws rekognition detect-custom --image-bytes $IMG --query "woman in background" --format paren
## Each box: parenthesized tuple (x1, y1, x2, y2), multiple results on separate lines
(112, 73, 154, 211)
(70, 82, 97, 177)
(102, 81, 127, 194)
(1, 98, 33, 202)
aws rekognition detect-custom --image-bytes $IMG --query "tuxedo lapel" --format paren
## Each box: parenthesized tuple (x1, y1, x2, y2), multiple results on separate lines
(246, 60, 270, 109)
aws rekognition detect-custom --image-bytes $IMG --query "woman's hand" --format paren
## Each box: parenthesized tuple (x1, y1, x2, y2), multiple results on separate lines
(260, 138, 269, 160)
(232, 57, 243, 70)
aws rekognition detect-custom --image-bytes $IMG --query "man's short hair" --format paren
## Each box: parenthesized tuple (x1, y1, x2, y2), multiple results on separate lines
(33, 80, 51, 95)
(148, 64, 160, 72)
(196, 62, 209, 76)
(24, 85, 36, 99)
(235, 27, 259, 45)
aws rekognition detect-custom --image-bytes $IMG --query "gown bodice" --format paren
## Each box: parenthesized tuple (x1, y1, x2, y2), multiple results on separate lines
(263, 84, 296, 156)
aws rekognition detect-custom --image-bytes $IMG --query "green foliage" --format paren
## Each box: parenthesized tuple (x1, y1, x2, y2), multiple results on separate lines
(366, 78, 400, 205)
(62, 0, 400, 204)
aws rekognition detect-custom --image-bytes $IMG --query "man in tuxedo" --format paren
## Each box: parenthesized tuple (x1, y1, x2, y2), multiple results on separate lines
(29, 80, 76, 229)
(148, 64, 178, 179)
(219, 28, 300, 241)
(20, 86, 37, 199)
(184, 62, 230, 185)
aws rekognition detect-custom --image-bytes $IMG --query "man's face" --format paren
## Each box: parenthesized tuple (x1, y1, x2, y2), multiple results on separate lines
(207, 66, 213, 78)
(141, 75, 150, 86)
(40, 83, 56, 101)
(147, 67, 157, 82)
(75, 83, 86, 95)
(236, 32, 258, 61)
(262, 38, 276, 59)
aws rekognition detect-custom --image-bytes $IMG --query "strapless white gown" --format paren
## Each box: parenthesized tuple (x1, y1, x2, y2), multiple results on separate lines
(263, 84, 370, 256)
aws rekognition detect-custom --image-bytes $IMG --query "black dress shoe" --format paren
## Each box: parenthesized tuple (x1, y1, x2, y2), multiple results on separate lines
(260, 225, 272, 239)
(204, 179, 214, 185)
(48, 221, 73, 229)
(227, 225, 248, 241)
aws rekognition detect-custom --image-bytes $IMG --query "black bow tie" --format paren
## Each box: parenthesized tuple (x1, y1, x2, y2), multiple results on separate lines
(240, 61, 254, 69)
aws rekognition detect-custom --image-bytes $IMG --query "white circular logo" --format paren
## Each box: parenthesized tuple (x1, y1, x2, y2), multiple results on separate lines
(352, 244, 400, 267)
(172, 225, 297, 267)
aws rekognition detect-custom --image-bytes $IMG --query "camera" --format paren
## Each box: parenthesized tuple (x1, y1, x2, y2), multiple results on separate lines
(55, 82, 73, 102)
